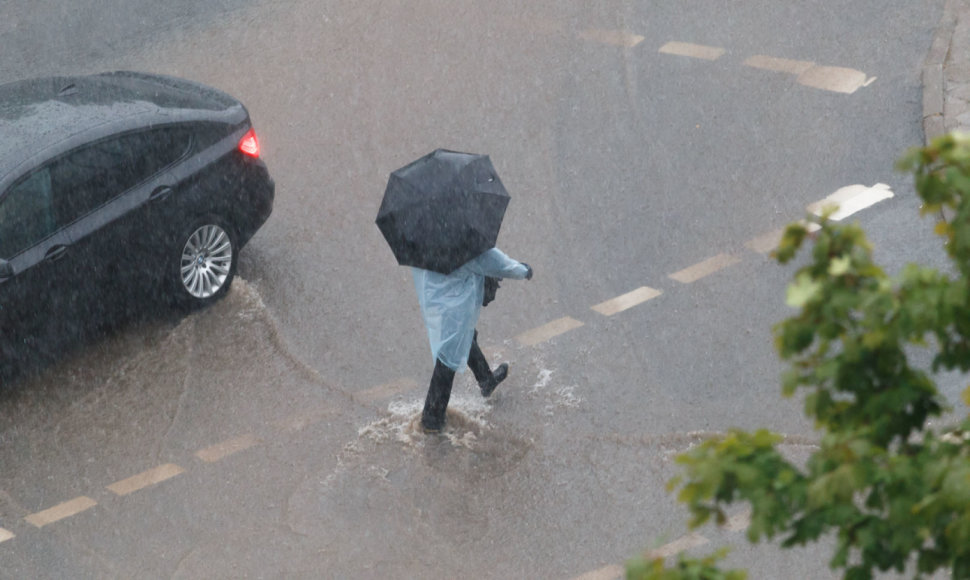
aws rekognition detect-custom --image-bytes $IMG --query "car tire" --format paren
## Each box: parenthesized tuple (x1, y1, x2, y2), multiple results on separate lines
(170, 216, 238, 310)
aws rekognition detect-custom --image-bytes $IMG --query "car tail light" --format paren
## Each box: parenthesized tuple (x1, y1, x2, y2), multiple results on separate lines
(238, 128, 260, 158)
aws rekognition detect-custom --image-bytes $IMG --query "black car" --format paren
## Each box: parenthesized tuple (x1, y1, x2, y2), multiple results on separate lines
(0, 71, 274, 360)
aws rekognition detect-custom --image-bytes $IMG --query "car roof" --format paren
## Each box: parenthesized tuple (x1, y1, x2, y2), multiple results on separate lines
(0, 71, 247, 183)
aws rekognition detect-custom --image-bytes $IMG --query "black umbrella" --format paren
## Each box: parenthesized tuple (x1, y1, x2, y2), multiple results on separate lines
(376, 149, 510, 274)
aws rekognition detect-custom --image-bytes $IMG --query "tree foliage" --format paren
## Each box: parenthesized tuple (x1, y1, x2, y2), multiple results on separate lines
(630, 134, 970, 580)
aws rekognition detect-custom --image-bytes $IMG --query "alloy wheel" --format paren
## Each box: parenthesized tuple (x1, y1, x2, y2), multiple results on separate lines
(180, 224, 233, 299)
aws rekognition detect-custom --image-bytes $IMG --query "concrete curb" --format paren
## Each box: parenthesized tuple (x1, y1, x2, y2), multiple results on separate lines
(924, 0, 959, 143)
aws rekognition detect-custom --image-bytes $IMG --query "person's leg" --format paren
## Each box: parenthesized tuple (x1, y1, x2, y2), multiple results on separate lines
(467, 330, 508, 397)
(467, 331, 493, 384)
(421, 358, 456, 432)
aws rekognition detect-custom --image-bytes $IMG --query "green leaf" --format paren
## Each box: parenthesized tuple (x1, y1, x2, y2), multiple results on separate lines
(786, 273, 823, 308)
(828, 255, 852, 276)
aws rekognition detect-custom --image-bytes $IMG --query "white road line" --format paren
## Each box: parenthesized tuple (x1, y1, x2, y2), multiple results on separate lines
(723, 508, 752, 532)
(25, 496, 97, 528)
(798, 65, 874, 94)
(659, 41, 725, 61)
(591, 286, 662, 316)
(107, 464, 184, 496)
(668, 253, 741, 284)
(0, 528, 14, 543)
(744, 228, 786, 254)
(516, 317, 584, 347)
(643, 532, 710, 559)
(744, 54, 814, 75)
(745, 54, 874, 94)
(354, 379, 419, 405)
(579, 29, 645, 47)
(569, 564, 625, 580)
(807, 183, 894, 221)
(196, 434, 260, 463)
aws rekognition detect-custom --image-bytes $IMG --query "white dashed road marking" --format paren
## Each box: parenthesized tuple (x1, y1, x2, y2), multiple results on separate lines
(591, 286, 662, 316)
(107, 464, 184, 497)
(807, 183, 894, 221)
(0, 528, 14, 543)
(570, 564, 625, 580)
(723, 508, 752, 532)
(743, 54, 814, 75)
(669, 253, 741, 284)
(659, 41, 726, 61)
(744, 54, 875, 94)
(797, 66, 875, 94)
(196, 434, 261, 463)
(516, 317, 585, 346)
(25, 496, 97, 528)
(644, 532, 710, 559)
(744, 227, 787, 254)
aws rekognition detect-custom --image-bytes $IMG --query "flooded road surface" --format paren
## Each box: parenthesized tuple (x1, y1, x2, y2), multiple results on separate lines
(0, 278, 685, 578)
(0, 0, 946, 576)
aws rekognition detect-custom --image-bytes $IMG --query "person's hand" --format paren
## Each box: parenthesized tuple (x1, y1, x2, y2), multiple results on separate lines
(522, 263, 533, 280)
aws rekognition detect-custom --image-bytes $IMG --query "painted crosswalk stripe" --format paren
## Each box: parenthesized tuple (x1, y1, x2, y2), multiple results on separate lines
(807, 183, 894, 221)
(570, 564, 625, 580)
(0, 528, 14, 543)
(25, 496, 97, 528)
(107, 464, 184, 496)
(579, 29, 644, 48)
(591, 286, 662, 316)
(669, 253, 741, 284)
(659, 41, 725, 61)
(516, 317, 584, 347)
(196, 434, 260, 463)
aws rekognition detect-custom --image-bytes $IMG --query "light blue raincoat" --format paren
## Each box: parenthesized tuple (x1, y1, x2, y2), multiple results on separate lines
(412, 247, 529, 371)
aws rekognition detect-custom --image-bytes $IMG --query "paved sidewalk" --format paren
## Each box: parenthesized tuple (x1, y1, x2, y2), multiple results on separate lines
(925, 0, 970, 140)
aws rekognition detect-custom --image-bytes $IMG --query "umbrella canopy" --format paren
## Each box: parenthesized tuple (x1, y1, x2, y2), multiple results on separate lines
(376, 149, 510, 274)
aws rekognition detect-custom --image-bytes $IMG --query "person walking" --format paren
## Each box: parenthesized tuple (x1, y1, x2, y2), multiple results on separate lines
(413, 247, 533, 433)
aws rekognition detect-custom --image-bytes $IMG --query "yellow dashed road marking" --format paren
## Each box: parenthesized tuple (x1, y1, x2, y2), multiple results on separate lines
(579, 29, 645, 47)
(196, 434, 260, 463)
(0, 528, 14, 543)
(107, 464, 184, 496)
(570, 564, 625, 580)
(644, 532, 710, 559)
(25, 496, 97, 528)
(591, 286, 662, 316)
(516, 317, 584, 346)
(669, 253, 741, 284)
(659, 41, 725, 61)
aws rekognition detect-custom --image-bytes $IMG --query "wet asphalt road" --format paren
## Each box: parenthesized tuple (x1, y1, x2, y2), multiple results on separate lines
(0, 0, 953, 578)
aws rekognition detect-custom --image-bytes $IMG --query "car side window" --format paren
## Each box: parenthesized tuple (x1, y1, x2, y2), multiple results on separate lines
(0, 168, 56, 259)
(51, 127, 192, 225)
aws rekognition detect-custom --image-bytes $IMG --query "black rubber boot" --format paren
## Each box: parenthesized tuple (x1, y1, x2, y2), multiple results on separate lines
(421, 359, 455, 433)
(480, 363, 508, 398)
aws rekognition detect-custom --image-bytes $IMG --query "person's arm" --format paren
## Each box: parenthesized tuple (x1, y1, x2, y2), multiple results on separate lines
(467, 248, 533, 280)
